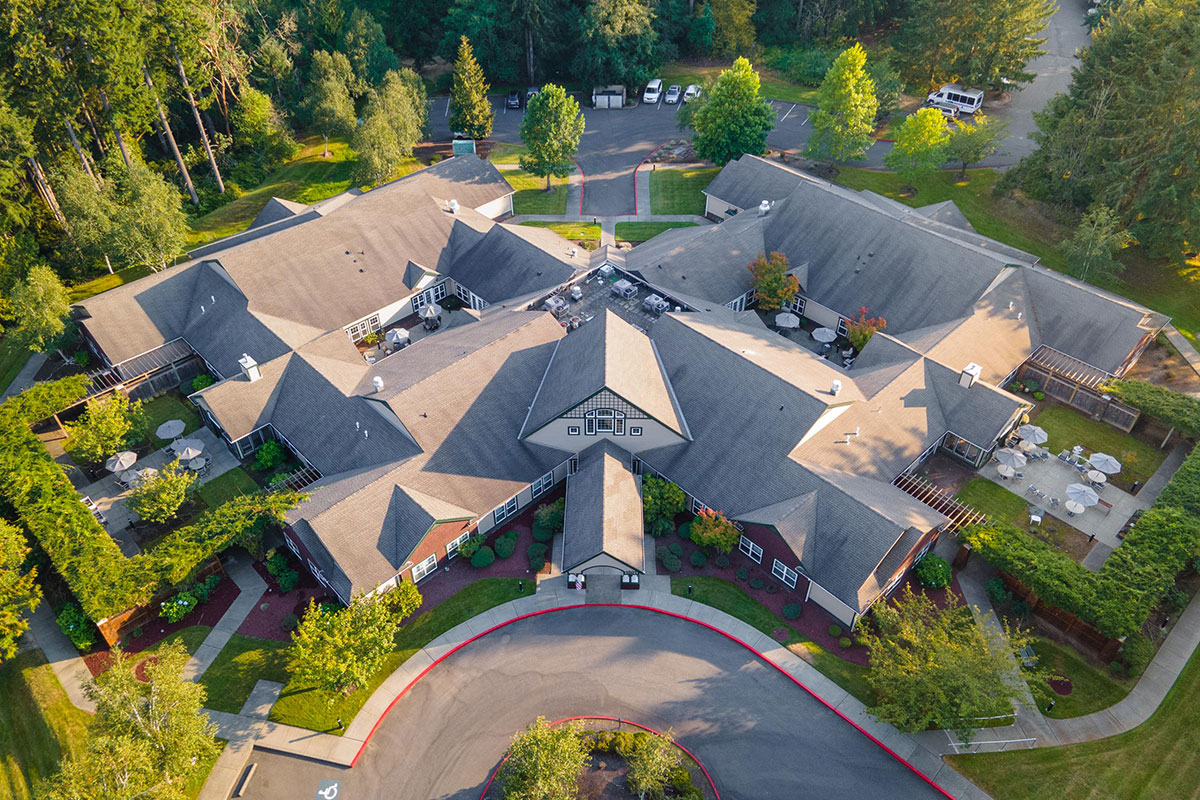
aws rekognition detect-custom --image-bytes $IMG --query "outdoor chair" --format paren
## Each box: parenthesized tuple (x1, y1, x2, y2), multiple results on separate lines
(1058, 452, 1069, 462)
(840, 348, 855, 359)
(1050, 497, 1060, 506)
(1026, 484, 1038, 494)
(1015, 472, 1024, 480)
(1030, 513, 1043, 525)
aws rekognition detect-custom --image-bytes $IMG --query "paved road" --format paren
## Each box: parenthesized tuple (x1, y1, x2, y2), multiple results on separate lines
(241, 607, 947, 800)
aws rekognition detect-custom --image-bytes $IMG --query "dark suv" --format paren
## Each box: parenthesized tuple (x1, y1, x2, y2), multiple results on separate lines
(506, 90, 522, 109)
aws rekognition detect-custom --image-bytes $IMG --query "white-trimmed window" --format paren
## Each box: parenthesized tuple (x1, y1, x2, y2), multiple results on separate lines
(446, 530, 473, 559)
(739, 535, 763, 563)
(567, 425, 581, 436)
(285, 535, 300, 555)
(771, 558, 798, 589)
(531, 471, 554, 498)
(569, 456, 579, 474)
(493, 495, 519, 525)
(788, 295, 806, 314)
(630, 426, 643, 436)
(412, 553, 438, 582)
(836, 318, 849, 338)
(345, 314, 381, 342)
(455, 282, 473, 304)
(691, 497, 709, 515)
(584, 408, 624, 435)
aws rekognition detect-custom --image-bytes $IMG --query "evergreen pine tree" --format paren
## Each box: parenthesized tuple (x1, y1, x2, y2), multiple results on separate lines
(449, 36, 495, 140)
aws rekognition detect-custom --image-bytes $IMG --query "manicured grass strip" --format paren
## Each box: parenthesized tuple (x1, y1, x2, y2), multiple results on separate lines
(0, 336, 32, 398)
(1033, 405, 1166, 487)
(194, 468, 259, 509)
(672, 576, 875, 705)
(948, 633, 1200, 800)
(66, 265, 153, 304)
(956, 477, 1030, 526)
(0, 649, 93, 800)
(487, 142, 528, 165)
(269, 577, 535, 734)
(648, 167, 720, 215)
(140, 393, 203, 448)
(660, 61, 820, 105)
(519, 221, 601, 247)
(615, 221, 698, 242)
(506, 169, 569, 214)
(199, 634, 291, 714)
(184, 740, 226, 800)
(1030, 637, 1132, 719)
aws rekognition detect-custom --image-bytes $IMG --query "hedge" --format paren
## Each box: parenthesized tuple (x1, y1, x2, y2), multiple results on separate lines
(0, 379, 302, 620)
(1104, 379, 1200, 437)
(1156, 445, 1200, 517)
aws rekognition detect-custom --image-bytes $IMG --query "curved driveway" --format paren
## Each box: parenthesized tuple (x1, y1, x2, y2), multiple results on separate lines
(241, 607, 947, 800)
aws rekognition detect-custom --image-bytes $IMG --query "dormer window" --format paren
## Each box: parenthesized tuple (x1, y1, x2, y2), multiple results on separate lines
(584, 408, 625, 435)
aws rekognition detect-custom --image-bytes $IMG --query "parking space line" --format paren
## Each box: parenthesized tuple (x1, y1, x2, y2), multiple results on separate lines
(444, 98, 449, 117)
(781, 104, 797, 122)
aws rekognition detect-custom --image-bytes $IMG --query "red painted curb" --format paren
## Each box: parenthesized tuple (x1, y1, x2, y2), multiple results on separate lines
(348, 603, 953, 799)
(477, 715, 721, 799)
(631, 141, 672, 216)
(570, 157, 584, 216)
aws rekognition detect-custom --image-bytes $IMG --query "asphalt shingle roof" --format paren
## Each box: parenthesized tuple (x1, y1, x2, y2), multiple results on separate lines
(563, 440, 644, 572)
(623, 212, 765, 305)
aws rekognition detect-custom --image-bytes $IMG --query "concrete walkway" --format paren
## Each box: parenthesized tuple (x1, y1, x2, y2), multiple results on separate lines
(1164, 326, 1200, 395)
(183, 555, 267, 681)
(0, 352, 46, 400)
(26, 602, 97, 713)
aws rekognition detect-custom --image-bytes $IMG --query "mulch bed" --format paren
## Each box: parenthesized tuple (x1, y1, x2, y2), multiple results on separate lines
(234, 558, 328, 642)
(1048, 677, 1074, 696)
(82, 576, 240, 677)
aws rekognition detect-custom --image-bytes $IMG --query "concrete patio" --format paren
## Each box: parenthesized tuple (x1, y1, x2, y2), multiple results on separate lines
(78, 427, 241, 556)
(985, 452, 1150, 550)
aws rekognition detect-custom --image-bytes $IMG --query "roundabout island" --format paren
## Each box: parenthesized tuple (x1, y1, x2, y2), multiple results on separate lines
(240, 605, 950, 800)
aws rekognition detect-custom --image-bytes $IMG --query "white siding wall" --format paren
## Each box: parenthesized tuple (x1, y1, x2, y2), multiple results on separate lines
(524, 417, 685, 453)
(704, 194, 740, 219)
(475, 460, 572, 537)
(807, 580, 859, 628)
(475, 193, 514, 220)
(798, 296, 844, 329)
(377, 295, 417, 328)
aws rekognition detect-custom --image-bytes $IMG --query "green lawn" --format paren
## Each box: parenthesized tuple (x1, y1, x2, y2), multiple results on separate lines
(832, 167, 1200, 344)
(956, 477, 1030, 526)
(185, 137, 358, 250)
(1030, 637, 1133, 719)
(660, 61, 821, 105)
(269, 577, 535, 733)
(648, 167, 720, 215)
(1032, 405, 1167, 487)
(949, 634, 1200, 800)
(195, 468, 259, 509)
(486, 142, 528, 165)
(66, 265, 154, 304)
(673, 577, 875, 705)
(0, 336, 32, 397)
(505, 169, 570, 214)
(141, 393, 202, 448)
(519, 221, 601, 249)
(199, 634, 291, 714)
(0, 650, 93, 800)
(614, 221, 698, 242)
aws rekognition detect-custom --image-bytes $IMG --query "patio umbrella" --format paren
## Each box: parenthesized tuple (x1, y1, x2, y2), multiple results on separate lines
(775, 312, 800, 329)
(1088, 452, 1122, 474)
(105, 451, 138, 473)
(995, 448, 1027, 468)
(156, 419, 186, 440)
(420, 303, 442, 320)
(812, 327, 837, 343)
(172, 438, 205, 462)
(385, 327, 410, 345)
(1017, 424, 1048, 444)
(1066, 483, 1100, 506)
(1017, 440, 1039, 452)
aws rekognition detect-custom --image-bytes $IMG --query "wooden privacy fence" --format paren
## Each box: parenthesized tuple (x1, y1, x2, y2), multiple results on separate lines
(94, 557, 226, 646)
(998, 572, 1123, 662)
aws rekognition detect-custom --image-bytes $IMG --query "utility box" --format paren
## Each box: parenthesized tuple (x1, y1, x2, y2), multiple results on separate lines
(592, 85, 626, 109)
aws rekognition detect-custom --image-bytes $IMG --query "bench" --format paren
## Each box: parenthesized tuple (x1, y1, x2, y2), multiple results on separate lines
(1097, 499, 1114, 516)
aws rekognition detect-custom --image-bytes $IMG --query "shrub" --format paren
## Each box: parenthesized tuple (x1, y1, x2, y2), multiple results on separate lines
(73, 350, 90, 367)
(495, 535, 516, 559)
(190, 574, 221, 603)
(57, 603, 96, 651)
(714, 553, 730, 568)
(471, 545, 496, 568)
(677, 521, 692, 541)
(1122, 633, 1154, 677)
(276, 568, 300, 592)
(914, 554, 952, 589)
(642, 475, 686, 530)
(649, 517, 674, 538)
(255, 440, 286, 472)
(986, 577, 1011, 606)
(736, 567, 748, 581)
(839, 636, 853, 648)
(190, 374, 215, 392)
(828, 624, 843, 637)
(1109, 661, 1126, 677)
(748, 577, 765, 589)
(662, 554, 682, 573)
(281, 613, 299, 632)
(132, 627, 143, 638)
(662, 542, 679, 557)
(159, 590, 199, 622)
(528, 542, 548, 571)
(783, 603, 802, 619)
(1033, 391, 1046, 401)
(769, 583, 782, 594)
(689, 509, 739, 554)
(534, 498, 566, 537)
(459, 534, 483, 559)
(689, 550, 707, 567)
(266, 552, 290, 577)
(267, 469, 295, 488)
(1164, 586, 1189, 614)
(362, 332, 379, 346)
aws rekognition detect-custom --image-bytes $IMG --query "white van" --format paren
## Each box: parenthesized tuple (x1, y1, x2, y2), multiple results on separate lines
(642, 79, 663, 104)
(926, 84, 984, 114)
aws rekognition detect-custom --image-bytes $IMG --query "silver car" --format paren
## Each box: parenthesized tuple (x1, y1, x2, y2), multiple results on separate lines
(664, 84, 683, 104)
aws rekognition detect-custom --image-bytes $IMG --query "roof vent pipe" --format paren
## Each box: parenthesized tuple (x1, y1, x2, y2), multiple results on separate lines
(372, 376, 384, 393)
(448, 199, 460, 214)
(831, 379, 842, 396)
(758, 200, 771, 216)
(1008, 301, 1014, 310)
(1017, 311, 1023, 321)
(238, 353, 261, 383)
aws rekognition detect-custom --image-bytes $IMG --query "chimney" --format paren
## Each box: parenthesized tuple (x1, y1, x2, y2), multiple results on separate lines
(757, 200, 771, 217)
(448, 199, 460, 214)
(831, 379, 842, 396)
(238, 353, 261, 383)
(959, 363, 982, 389)
(372, 375, 385, 393)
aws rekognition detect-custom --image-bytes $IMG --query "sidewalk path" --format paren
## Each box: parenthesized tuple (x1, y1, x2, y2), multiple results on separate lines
(1163, 326, 1200, 394)
(26, 602, 97, 713)
(1, 352, 45, 400)
(184, 554, 267, 681)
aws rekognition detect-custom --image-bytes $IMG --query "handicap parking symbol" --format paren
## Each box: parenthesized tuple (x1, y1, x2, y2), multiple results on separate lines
(315, 779, 341, 800)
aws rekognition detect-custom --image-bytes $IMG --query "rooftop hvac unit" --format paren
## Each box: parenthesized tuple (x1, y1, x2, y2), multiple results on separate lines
(598, 264, 615, 278)
(642, 294, 670, 315)
(372, 376, 385, 393)
(611, 279, 637, 300)
(448, 199, 460, 214)
(831, 379, 842, 396)
(570, 285, 584, 301)
(543, 295, 569, 318)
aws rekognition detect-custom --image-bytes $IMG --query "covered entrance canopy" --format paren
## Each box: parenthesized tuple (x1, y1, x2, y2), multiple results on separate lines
(562, 440, 645, 574)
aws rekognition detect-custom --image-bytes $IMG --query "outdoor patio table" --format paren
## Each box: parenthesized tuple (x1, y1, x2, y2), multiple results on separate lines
(997, 464, 1015, 478)
(1087, 470, 1107, 485)
(1065, 500, 1085, 515)
(1017, 440, 1039, 452)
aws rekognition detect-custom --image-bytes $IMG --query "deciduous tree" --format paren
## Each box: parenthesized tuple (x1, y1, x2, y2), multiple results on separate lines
(351, 114, 405, 188)
(9, 265, 68, 353)
(0, 519, 40, 662)
(686, 58, 775, 166)
(710, 0, 756, 56)
(944, 115, 1007, 179)
(520, 84, 585, 191)
(747, 251, 798, 311)
(626, 729, 682, 800)
(289, 583, 422, 699)
(689, 508, 739, 554)
(846, 305, 886, 351)
(808, 43, 877, 161)
(449, 36, 495, 140)
(63, 395, 147, 465)
(1061, 205, 1131, 284)
(305, 51, 357, 157)
(499, 717, 590, 800)
(127, 460, 197, 524)
(882, 108, 950, 193)
(861, 586, 1046, 744)
(642, 475, 686, 536)
(573, 0, 661, 90)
